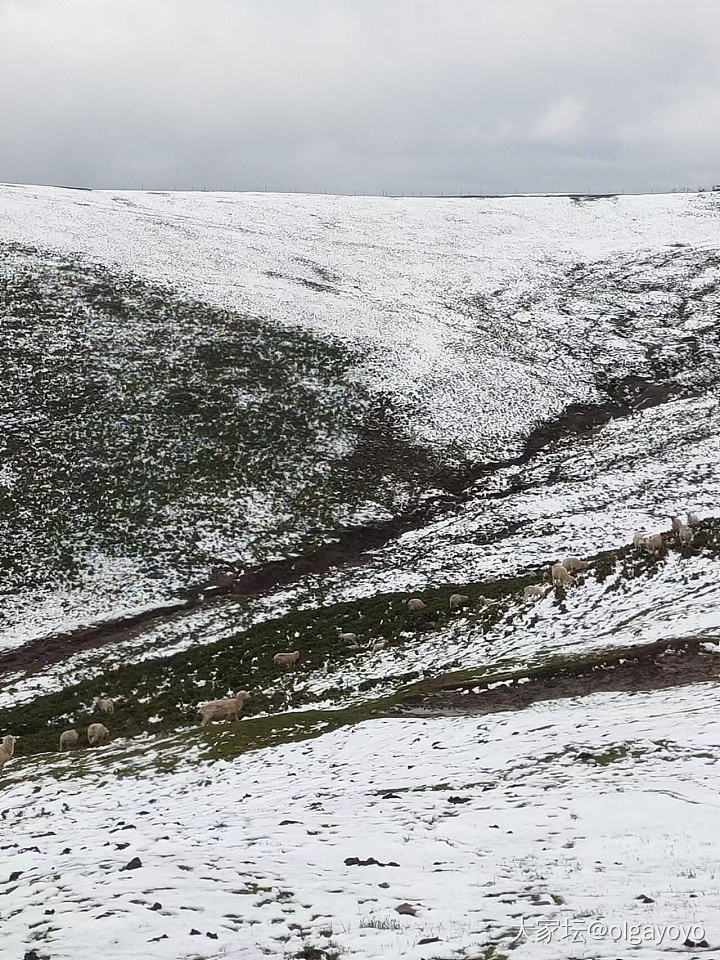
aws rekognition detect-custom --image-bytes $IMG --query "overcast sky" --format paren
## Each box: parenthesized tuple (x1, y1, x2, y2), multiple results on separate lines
(1, 0, 718, 195)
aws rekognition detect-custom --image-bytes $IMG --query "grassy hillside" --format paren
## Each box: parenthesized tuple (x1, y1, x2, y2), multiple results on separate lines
(5, 520, 719, 758)
(0, 242, 454, 623)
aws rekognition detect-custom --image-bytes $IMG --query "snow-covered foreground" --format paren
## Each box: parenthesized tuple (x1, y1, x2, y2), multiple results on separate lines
(2, 683, 718, 960)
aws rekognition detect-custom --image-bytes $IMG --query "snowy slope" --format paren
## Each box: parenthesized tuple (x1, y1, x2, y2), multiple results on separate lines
(6, 387, 719, 714)
(1, 184, 718, 455)
(1, 682, 718, 960)
(0, 186, 719, 644)
(2, 188, 720, 960)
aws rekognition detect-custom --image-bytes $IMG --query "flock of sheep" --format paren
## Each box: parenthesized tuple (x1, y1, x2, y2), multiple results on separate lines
(58, 697, 114, 753)
(0, 704, 113, 772)
(0, 649, 311, 771)
(0, 514, 702, 770)
(524, 512, 700, 601)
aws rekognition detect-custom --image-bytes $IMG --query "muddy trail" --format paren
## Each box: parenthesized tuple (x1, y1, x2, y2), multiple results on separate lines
(0, 371, 703, 681)
(398, 635, 720, 718)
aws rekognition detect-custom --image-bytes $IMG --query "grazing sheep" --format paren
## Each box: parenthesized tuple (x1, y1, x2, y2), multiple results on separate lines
(670, 516, 684, 534)
(687, 513, 700, 527)
(339, 632, 357, 643)
(643, 532, 663, 555)
(0, 735, 17, 772)
(551, 563, 574, 587)
(370, 639, 388, 652)
(198, 690, 251, 726)
(273, 650, 300, 668)
(407, 598, 426, 611)
(562, 556, 589, 573)
(633, 531, 649, 549)
(59, 729, 79, 751)
(93, 697, 114, 715)
(678, 523, 694, 546)
(524, 584, 548, 600)
(449, 593, 469, 610)
(87, 723, 110, 746)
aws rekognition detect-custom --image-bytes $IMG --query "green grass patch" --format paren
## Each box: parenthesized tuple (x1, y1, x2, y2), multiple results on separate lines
(1, 572, 532, 758)
(0, 242, 461, 602)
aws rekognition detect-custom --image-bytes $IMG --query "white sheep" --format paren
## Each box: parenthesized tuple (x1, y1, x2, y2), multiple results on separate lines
(551, 563, 574, 587)
(0, 735, 17, 772)
(339, 632, 357, 643)
(670, 516, 684, 534)
(198, 690, 251, 726)
(562, 556, 589, 573)
(370, 639, 388, 652)
(523, 584, 549, 600)
(407, 598, 426, 611)
(643, 532, 663, 555)
(678, 523, 694, 546)
(633, 531, 649, 548)
(449, 593, 469, 610)
(87, 723, 110, 746)
(273, 650, 300, 668)
(59, 729, 79, 751)
(93, 697, 114, 715)
(687, 513, 700, 527)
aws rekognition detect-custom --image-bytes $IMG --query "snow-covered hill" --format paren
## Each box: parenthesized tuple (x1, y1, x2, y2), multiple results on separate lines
(1, 186, 719, 960)
(0, 185, 718, 643)
(1, 184, 718, 455)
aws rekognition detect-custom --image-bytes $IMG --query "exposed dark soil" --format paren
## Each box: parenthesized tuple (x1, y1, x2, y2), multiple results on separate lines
(399, 636, 720, 717)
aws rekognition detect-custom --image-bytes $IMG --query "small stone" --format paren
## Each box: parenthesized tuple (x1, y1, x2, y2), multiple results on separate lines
(150, 902, 162, 911)
(683, 936, 709, 948)
(395, 902, 418, 916)
(122, 857, 142, 871)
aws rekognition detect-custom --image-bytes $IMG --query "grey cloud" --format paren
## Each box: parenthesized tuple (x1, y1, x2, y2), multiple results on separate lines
(0, 0, 719, 194)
